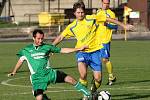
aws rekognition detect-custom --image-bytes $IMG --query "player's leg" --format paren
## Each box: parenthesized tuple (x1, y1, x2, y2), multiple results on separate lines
(90, 50, 102, 93)
(101, 43, 116, 85)
(33, 89, 50, 100)
(91, 71, 102, 93)
(34, 89, 43, 100)
(76, 52, 88, 88)
(78, 62, 88, 87)
(76, 52, 90, 100)
(31, 74, 51, 100)
(55, 70, 91, 97)
(102, 58, 116, 85)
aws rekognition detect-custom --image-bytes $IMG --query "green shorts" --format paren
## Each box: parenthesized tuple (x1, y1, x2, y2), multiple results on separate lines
(31, 69, 57, 91)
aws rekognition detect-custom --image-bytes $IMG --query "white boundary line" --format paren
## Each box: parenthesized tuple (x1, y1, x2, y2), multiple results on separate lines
(2, 90, 77, 96)
(1, 77, 66, 89)
(1, 77, 150, 96)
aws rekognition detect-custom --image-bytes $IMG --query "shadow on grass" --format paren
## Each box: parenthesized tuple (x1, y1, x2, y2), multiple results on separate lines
(115, 79, 150, 85)
(113, 93, 150, 100)
(53, 66, 76, 70)
(3, 70, 29, 74)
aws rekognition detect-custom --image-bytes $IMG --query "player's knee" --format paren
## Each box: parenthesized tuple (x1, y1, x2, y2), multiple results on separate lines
(94, 74, 102, 82)
(56, 70, 67, 83)
(94, 77, 102, 83)
(34, 89, 43, 97)
(102, 58, 109, 64)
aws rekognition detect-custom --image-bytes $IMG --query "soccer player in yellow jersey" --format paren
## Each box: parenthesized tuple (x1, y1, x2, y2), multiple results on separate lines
(96, 0, 118, 86)
(52, 1, 133, 99)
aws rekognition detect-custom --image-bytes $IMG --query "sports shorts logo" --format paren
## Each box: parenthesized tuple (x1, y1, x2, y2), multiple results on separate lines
(78, 57, 85, 62)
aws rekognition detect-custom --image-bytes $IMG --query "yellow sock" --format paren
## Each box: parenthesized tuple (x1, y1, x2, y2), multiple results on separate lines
(106, 61, 113, 75)
(95, 81, 101, 89)
(79, 78, 88, 87)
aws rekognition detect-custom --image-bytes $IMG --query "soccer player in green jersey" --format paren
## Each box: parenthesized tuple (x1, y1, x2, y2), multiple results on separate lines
(8, 29, 92, 100)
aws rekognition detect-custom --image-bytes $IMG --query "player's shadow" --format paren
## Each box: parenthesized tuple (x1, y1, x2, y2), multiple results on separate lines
(114, 79, 150, 85)
(3, 70, 29, 74)
(53, 66, 76, 70)
(113, 93, 150, 100)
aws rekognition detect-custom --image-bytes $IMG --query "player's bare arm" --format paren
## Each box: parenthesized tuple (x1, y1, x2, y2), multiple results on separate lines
(52, 34, 64, 45)
(8, 59, 23, 77)
(60, 45, 88, 53)
(106, 17, 134, 30)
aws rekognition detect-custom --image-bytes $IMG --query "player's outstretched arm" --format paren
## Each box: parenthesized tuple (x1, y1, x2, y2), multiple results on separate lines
(60, 45, 88, 53)
(52, 34, 64, 46)
(8, 59, 23, 77)
(106, 18, 135, 30)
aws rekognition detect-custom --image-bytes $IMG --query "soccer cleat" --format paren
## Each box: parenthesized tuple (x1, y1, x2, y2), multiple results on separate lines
(82, 95, 93, 100)
(91, 91, 99, 100)
(107, 76, 116, 86)
(82, 95, 89, 100)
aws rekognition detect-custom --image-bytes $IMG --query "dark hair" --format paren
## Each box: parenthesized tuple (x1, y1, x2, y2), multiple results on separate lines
(32, 29, 44, 37)
(102, 0, 110, 2)
(73, 1, 85, 13)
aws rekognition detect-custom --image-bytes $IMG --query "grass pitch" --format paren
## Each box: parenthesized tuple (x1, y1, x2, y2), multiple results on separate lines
(0, 40, 150, 100)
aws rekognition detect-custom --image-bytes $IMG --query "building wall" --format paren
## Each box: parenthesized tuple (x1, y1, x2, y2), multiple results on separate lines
(0, 0, 125, 22)
(127, 0, 148, 28)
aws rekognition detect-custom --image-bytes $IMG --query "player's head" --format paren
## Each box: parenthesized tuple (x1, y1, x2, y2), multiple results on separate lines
(102, 0, 110, 10)
(73, 1, 85, 20)
(32, 29, 44, 46)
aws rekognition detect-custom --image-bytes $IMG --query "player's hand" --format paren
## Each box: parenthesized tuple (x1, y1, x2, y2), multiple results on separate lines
(125, 24, 135, 31)
(78, 45, 89, 51)
(8, 73, 15, 77)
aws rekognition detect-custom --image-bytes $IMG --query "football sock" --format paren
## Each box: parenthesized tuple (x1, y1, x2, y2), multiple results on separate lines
(43, 94, 50, 100)
(106, 61, 113, 75)
(95, 81, 101, 89)
(91, 80, 101, 93)
(79, 78, 88, 87)
(74, 82, 90, 96)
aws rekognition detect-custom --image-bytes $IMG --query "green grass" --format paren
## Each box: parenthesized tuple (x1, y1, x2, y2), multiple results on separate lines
(0, 40, 150, 100)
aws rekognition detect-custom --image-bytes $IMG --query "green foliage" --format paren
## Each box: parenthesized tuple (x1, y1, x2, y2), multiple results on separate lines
(0, 40, 150, 100)
(0, 21, 38, 28)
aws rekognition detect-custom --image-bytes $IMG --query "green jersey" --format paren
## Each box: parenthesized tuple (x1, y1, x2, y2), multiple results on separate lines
(17, 43, 61, 81)
(16, 43, 91, 95)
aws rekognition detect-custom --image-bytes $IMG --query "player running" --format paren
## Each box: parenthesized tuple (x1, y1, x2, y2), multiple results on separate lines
(96, 0, 118, 85)
(52, 1, 134, 100)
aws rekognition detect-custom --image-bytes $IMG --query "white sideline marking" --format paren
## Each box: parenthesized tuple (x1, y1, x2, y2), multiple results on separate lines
(1, 77, 65, 89)
(1, 77, 150, 96)
(2, 90, 76, 96)
(1, 77, 31, 88)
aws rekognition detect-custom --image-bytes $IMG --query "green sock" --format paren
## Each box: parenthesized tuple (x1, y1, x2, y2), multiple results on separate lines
(74, 82, 90, 96)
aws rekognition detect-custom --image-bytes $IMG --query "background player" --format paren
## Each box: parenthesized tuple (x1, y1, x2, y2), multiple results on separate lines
(96, 0, 118, 85)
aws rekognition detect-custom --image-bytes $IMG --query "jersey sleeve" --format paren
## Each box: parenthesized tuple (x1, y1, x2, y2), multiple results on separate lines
(96, 10, 107, 22)
(16, 49, 24, 58)
(86, 14, 106, 22)
(107, 10, 116, 25)
(61, 25, 74, 38)
(49, 45, 61, 53)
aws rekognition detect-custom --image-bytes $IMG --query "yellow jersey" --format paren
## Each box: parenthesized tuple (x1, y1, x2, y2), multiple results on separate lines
(61, 14, 106, 52)
(96, 9, 116, 44)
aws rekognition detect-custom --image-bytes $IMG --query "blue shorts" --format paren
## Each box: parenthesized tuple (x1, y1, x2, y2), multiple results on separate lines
(76, 50, 102, 71)
(100, 42, 111, 59)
